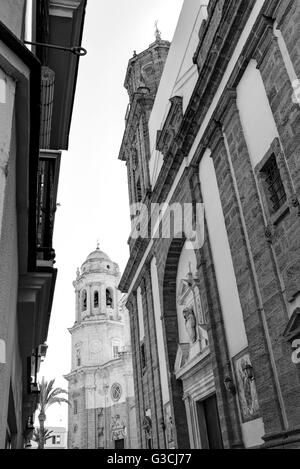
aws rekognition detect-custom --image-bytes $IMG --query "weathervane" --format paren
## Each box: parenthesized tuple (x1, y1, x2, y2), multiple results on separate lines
(154, 20, 161, 42)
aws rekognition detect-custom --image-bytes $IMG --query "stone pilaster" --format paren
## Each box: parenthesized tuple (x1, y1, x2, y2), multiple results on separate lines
(75, 289, 80, 323)
(140, 263, 166, 448)
(217, 90, 300, 442)
(127, 293, 145, 448)
(187, 161, 244, 448)
(100, 283, 106, 315)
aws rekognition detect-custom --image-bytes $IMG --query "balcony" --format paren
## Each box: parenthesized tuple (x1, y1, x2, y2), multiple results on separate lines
(36, 150, 61, 269)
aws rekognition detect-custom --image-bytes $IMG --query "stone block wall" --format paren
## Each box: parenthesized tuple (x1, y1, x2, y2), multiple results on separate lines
(122, 0, 300, 450)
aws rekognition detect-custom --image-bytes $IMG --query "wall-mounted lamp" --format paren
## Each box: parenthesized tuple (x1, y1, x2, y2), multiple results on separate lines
(244, 363, 255, 381)
(224, 377, 236, 395)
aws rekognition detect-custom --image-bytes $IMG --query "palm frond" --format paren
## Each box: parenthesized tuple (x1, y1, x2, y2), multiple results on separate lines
(45, 379, 55, 399)
(33, 427, 54, 443)
(45, 396, 70, 410)
(38, 377, 69, 413)
(47, 388, 68, 401)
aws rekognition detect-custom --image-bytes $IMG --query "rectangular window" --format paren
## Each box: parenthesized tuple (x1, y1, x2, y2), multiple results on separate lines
(74, 400, 78, 415)
(56, 435, 61, 444)
(260, 154, 286, 213)
(52, 436, 56, 445)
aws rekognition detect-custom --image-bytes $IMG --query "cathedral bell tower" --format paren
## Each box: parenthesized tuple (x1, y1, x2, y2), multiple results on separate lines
(65, 246, 137, 449)
(73, 245, 120, 327)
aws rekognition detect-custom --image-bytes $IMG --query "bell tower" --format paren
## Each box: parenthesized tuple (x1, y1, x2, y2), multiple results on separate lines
(119, 32, 170, 211)
(65, 246, 136, 449)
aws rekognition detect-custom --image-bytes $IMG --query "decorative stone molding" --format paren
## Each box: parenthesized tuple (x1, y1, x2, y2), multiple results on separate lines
(251, 18, 276, 70)
(193, 0, 226, 70)
(156, 96, 183, 159)
(118, 91, 154, 162)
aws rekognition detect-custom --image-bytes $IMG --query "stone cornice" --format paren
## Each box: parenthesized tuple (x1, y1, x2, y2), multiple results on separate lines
(118, 237, 149, 293)
(68, 317, 124, 332)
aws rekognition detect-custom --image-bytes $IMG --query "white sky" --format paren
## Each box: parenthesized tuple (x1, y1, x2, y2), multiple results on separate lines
(38, 0, 184, 430)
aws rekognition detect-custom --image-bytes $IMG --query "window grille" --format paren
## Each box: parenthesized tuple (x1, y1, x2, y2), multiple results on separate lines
(261, 154, 286, 212)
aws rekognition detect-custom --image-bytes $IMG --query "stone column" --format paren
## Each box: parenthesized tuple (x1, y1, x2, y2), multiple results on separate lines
(87, 284, 92, 316)
(75, 289, 80, 323)
(100, 283, 106, 315)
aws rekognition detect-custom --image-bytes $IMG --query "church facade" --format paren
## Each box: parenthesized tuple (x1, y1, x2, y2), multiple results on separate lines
(65, 248, 137, 449)
(118, 0, 300, 449)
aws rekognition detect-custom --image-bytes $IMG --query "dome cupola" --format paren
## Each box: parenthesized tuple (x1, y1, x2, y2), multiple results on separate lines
(80, 244, 118, 275)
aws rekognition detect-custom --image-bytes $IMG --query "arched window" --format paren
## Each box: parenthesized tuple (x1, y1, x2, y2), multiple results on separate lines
(81, 290, 87, 311)
(94, 291, 99, 308)
(106, 288, 113, 307)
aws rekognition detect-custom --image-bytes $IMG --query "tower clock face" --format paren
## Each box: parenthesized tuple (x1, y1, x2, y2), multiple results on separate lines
(90, 339, 101, 353)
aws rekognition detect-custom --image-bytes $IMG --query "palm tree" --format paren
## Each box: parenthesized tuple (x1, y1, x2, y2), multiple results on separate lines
(33, 428, 53, 447)
(37, 377, 70, 449)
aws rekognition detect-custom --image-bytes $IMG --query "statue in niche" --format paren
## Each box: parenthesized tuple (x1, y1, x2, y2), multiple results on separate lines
(166, 415, 174, 445)
(142, 415, 152, 440)
(182, 306, 197, 344)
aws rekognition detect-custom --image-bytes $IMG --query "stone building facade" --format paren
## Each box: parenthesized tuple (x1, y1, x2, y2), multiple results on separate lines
(118, 0, 300, 449)
(65, 248, 137, 449)
(0, 0, 86, 448)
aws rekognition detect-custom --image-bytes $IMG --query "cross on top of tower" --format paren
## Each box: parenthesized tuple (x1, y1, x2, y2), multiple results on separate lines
(154, 20, 161, 42)
(96, 239, 100, 250)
